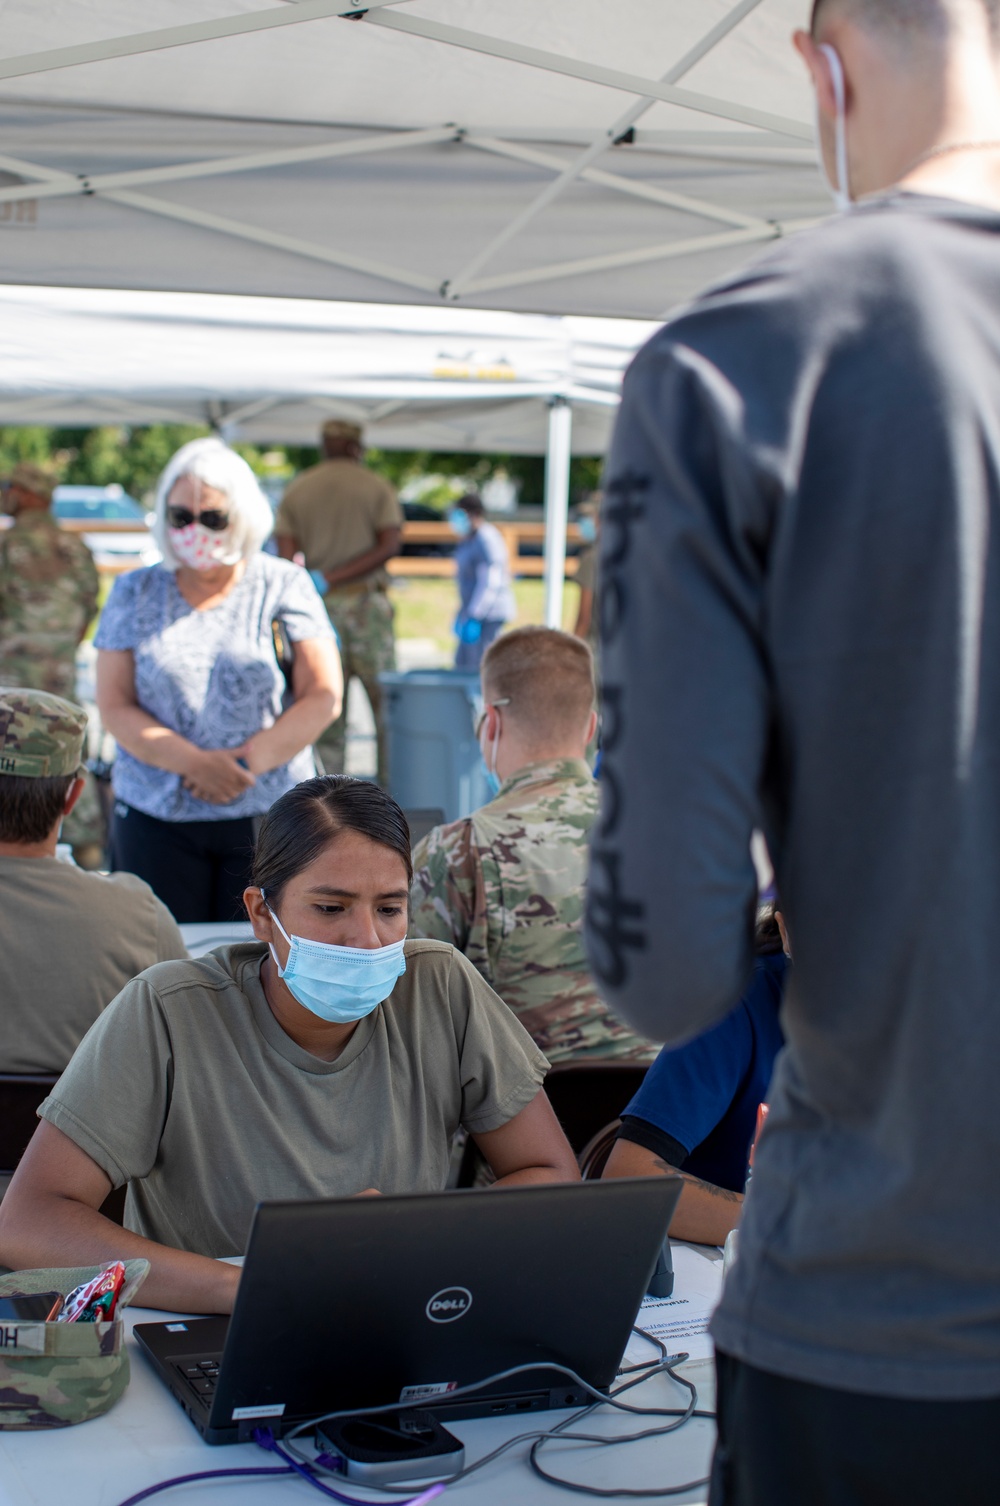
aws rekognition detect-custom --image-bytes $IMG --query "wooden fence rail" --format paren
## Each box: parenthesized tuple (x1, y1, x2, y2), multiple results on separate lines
(57, 517, 583, 578)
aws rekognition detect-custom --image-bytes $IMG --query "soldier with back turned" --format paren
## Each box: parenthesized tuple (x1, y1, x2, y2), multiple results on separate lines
(275, 421, 402, 786)
(410, 625, 654, 1064)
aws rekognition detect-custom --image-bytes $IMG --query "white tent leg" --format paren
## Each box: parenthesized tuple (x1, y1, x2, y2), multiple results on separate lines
(543, 399, 573, 629)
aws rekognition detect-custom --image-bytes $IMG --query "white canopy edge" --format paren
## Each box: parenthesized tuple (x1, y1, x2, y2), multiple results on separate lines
(0, 284, 660, 620)
(0, 283, 655, 452)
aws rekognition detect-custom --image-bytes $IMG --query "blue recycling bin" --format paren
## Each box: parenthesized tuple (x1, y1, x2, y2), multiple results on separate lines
(379, 670, 491, 823)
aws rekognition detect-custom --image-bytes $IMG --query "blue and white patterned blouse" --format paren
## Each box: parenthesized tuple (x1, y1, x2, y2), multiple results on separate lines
(95, 555, 334, 822)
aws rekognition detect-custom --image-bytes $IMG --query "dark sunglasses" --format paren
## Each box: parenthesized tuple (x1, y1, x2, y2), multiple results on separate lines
(166, 505, 231, 532)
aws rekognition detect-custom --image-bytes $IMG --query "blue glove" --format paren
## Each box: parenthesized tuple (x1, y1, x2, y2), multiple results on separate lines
(458, 617, 482, 645)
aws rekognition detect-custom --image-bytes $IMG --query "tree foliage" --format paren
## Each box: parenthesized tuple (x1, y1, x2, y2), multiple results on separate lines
(0, 425, 604, 509)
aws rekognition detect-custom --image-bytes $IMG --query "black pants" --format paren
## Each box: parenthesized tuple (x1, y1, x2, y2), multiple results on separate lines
(111, 802, 257, 924)
(711, 1351, 1000, 1506)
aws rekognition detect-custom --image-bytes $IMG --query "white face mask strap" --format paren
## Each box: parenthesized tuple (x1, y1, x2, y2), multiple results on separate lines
(265, 902, 293, 947)
(485, 697, 510, 779)
(818, 43, 851, 209)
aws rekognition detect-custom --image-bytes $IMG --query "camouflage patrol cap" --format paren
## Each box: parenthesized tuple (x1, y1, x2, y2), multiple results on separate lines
(0, 690, 87, 779)
(321, 419, 363, 443)
(0, 1261, 150, 1430)
(4, 462, 58, 504)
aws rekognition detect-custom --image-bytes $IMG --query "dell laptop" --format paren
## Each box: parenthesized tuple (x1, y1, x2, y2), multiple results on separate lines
(134, 1177, 682, 1445)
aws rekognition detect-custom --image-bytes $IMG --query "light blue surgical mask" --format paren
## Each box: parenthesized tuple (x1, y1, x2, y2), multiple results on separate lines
(448, 508, 472, 537)
(266, 905, 406, 1024)
(578, 516, 597, 544)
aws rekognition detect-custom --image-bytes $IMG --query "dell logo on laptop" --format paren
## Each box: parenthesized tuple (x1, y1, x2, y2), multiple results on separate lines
(426, 1287, 473, 1323)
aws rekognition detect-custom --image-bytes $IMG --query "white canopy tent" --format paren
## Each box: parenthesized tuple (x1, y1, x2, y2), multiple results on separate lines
(0, 1, 824, 318)
(0, 0, 828, 619)
(0, 284, 657, 620)
(0, 284, 651, 452)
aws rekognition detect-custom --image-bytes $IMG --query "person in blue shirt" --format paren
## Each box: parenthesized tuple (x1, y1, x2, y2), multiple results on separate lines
(603, 905, 787, 1245)
(449, 493, 516, 669)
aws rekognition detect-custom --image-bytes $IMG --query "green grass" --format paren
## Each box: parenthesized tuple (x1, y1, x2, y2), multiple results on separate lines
(390, 576, 581, 655)
(85, 574, 114, 642)
(87, 570, 580, 655)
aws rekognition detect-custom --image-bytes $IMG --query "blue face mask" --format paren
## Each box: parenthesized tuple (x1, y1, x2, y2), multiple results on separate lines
(266, 906, 406, 1024)
(578, 516, 597, 544)
(479, 700, 509, 800)
(448, 508, 472, 537)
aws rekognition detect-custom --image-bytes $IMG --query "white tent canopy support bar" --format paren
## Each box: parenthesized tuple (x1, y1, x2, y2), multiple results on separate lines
(0, 2, 829, 318)
(0, 2, 811, 138)
(0, 0, 413, 85)
(364, 8, 811, 140)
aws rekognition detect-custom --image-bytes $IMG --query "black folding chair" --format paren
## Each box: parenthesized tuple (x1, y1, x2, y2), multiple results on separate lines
(543, 1061, 649, 1156)
(453, 1063, 649, 1188)
(0, 1072, 126, 1224)
(404, 808, 447, 848)
(578, 1118, 622, 1180)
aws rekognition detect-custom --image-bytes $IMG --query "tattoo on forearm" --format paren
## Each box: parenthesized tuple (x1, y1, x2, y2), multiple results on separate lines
(652, 1158, 743, 1204)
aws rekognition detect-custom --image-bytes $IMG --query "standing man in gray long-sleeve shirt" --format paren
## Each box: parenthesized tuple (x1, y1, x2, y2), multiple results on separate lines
(587, 2, 1000, 1501)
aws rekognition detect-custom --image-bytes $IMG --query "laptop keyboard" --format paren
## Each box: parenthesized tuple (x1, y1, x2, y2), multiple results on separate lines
(178, 1357, 222, 1401)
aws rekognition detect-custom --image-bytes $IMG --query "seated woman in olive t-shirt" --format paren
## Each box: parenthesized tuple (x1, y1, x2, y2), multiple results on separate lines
(0, 777, 578, 1315)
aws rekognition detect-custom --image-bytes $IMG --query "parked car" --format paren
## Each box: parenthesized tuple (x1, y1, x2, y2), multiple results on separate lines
(51, 484, 160, 570)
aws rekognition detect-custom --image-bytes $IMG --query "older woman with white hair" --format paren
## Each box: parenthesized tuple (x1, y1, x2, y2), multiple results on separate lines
(95, 438, 343, 922)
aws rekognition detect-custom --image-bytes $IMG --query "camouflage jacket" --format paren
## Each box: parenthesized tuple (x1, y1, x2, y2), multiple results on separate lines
(410, 759, 655, 1063)
(0, 511, 99, 696)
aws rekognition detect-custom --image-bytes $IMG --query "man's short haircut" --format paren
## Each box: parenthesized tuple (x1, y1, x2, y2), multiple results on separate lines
(482, 626, 595, 742)
(0, 773, 74, 844)
(811, 0, 1000, 43)
(457, 492, 485, 518)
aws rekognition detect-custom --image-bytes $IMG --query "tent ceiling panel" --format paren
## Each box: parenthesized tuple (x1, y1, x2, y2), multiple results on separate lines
(0, 2, 813, 132)
(0, 1, 826, 318)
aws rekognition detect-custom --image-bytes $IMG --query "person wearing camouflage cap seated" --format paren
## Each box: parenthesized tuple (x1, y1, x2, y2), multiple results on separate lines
(0, 689, 186, 1076)
(410, 627, 655, 1065)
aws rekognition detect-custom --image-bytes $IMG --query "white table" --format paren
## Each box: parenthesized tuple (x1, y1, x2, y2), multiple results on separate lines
(178, 923, 255, 958)
(0, 1248, 721, 1506)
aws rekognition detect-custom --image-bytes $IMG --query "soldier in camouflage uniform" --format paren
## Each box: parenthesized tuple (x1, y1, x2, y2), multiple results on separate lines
(319, 584, 396, 779)
(0, 463, 99, 697)
(275, 420, 402, 785)
(0, 463, 104, 863)
(410, 625, 655, 1064)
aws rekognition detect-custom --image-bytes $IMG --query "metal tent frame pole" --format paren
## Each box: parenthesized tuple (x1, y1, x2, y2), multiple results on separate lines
(543, 398, 573, 629)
